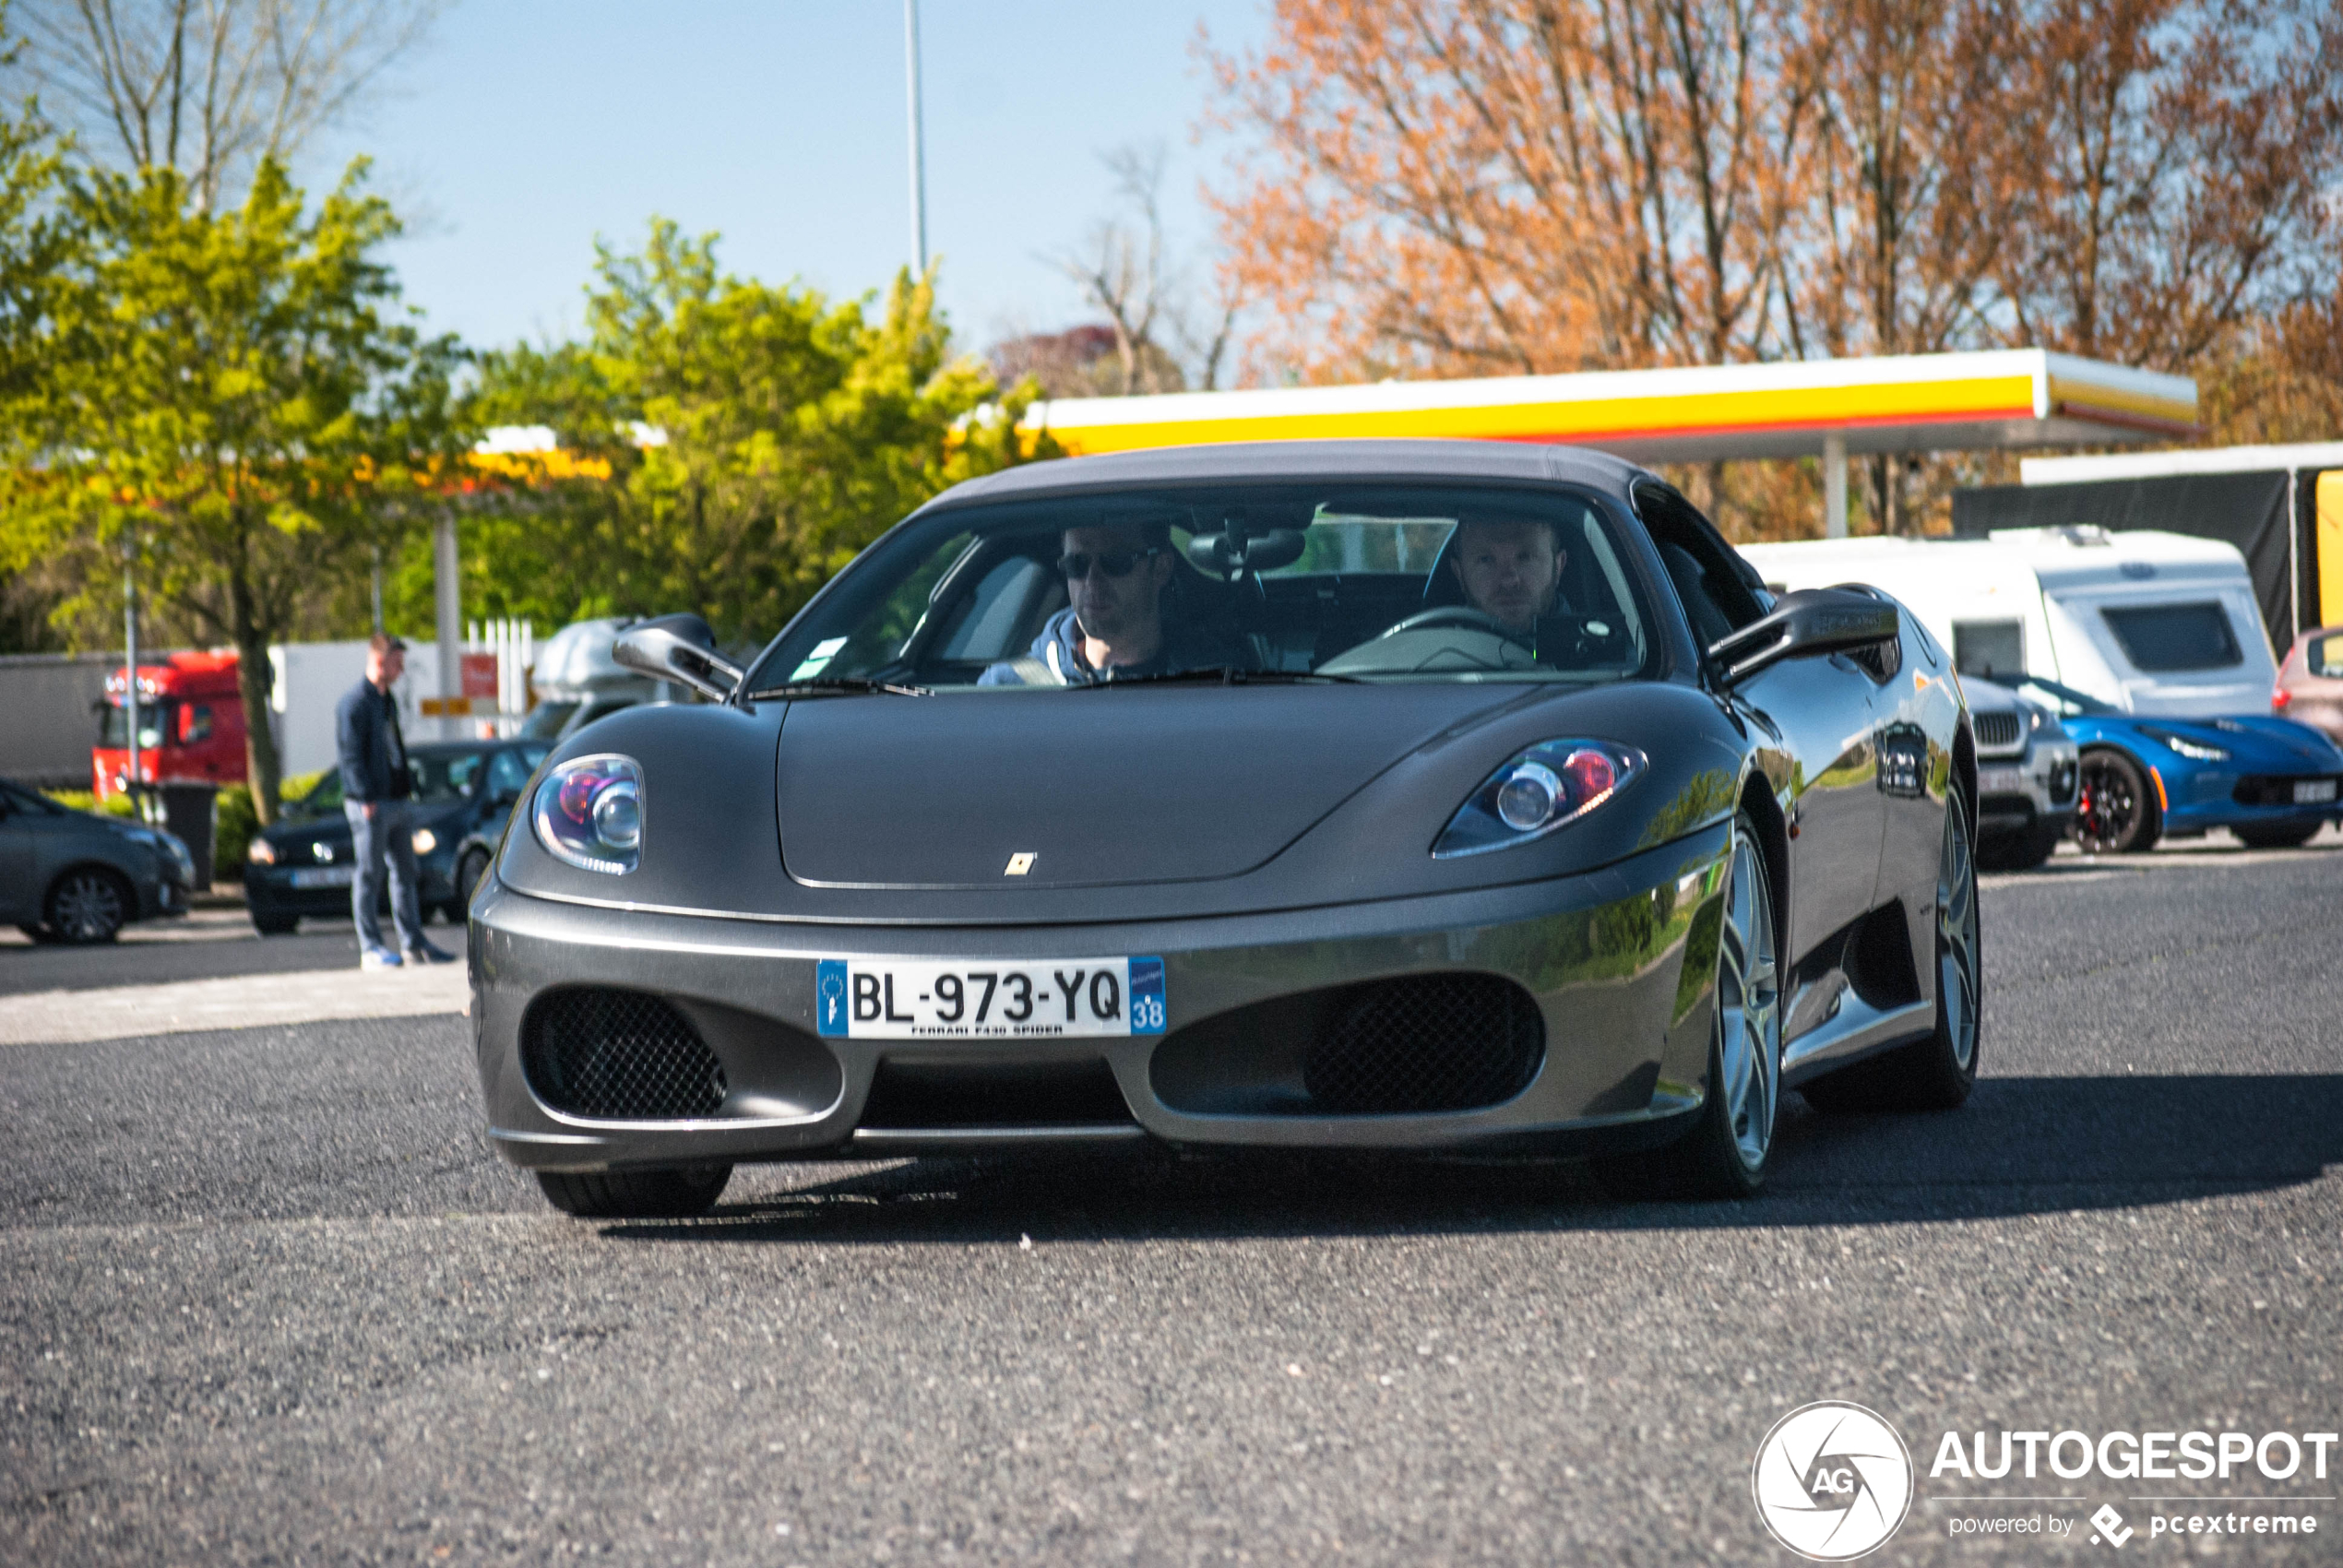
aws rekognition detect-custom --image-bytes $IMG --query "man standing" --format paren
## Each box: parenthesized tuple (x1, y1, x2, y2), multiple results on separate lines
(335, 634, 453, 968)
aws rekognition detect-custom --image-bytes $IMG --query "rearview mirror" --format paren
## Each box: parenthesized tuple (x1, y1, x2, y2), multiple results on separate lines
(1708, 588, 1900, 684)
(612, 613, 743, 703)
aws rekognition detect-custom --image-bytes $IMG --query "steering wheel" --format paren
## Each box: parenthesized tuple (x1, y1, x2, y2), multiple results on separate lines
(1374, 605, 1535, 646)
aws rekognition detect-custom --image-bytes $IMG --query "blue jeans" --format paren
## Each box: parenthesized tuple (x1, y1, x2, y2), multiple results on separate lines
(346, 799, 423, 954)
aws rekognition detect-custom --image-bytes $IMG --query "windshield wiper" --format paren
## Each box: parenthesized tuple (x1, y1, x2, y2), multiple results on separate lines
(1072, 666, 1363, 689)
(743, 676, 931, 699)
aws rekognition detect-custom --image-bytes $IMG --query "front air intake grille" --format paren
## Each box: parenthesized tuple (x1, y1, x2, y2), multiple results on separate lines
(1973, 711, 2022, 750)
(522, 988, 728, 1121)
(1302, 974, 1544, 1114)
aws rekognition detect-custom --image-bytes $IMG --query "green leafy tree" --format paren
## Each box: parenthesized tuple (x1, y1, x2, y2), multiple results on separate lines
(1, 155, 469, 821)
(418, 222, 1054, 647)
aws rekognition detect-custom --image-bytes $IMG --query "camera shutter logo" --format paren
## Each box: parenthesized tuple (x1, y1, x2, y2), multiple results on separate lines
(1752, 1402, 1914, 1560)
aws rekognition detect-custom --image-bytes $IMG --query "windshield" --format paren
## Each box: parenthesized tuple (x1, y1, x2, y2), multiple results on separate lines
(744, 482, 1655, 694)
(1980, 672, 2113, 716)
(97, 699, 171, 751)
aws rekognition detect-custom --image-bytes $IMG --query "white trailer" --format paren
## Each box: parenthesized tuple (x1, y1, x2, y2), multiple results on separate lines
(1738, 527, 2277, 719)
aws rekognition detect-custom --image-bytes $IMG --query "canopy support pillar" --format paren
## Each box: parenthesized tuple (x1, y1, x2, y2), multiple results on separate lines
(1824, 433, 1849, 539)
(434, 509, 461, 740)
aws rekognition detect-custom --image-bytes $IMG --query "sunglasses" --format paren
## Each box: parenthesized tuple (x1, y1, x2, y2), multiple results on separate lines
(1056, 546, 1162, 580)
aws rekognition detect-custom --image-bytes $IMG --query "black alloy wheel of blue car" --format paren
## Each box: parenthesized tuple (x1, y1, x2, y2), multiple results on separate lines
(1601, 810, 1781, 1198)
(2074, 746, 2158, 853)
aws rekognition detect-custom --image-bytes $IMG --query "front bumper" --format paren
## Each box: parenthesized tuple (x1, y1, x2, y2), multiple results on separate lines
(2160, 767, 2343, 832)
(1974, 738, 2078, 838)
(471, 824, 1735, 1171)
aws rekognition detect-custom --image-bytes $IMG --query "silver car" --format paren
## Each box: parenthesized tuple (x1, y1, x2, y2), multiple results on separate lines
(1964, 679, 2078, 870)
(0, 778, 195, 943)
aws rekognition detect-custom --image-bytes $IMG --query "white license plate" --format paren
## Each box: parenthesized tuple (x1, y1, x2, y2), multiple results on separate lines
(289, 866, 355, 889)
(1977, 766, 2026, 794)
(815, 958, 1165, 1039)
(2293, 778, 2338, 803)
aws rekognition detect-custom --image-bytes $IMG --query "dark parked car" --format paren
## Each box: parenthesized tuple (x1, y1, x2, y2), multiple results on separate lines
(471, 440, 1984, 1219)
(244, 741, 549, 934)
(0, 778, 195, 943)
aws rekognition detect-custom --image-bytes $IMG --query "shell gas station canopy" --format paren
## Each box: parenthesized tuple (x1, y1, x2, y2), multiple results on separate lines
(1017, 349, 2199, 538)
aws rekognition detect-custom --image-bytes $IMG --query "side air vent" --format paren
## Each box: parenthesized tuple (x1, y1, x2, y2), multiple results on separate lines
(1302, 974, 1544, 1114)
(1973, 711, 2022, 750)
(522, 988, 728, 1121)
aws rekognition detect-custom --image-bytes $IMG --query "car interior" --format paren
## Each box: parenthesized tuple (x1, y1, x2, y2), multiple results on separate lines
(803, 486, 1659, 689)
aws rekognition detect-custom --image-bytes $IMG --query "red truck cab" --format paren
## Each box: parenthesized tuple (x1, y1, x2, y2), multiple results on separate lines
(93, 650, 248, 800)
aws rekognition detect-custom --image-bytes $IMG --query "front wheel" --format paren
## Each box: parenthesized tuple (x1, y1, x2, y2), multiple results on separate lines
(2074, 748, 2159, 853)
(537, 1165, 732, 1219)
(45, 868, 129, 944)
(1600, 811, 1779, 1199)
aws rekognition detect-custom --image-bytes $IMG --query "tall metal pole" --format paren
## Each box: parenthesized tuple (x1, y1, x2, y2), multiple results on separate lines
(434, 509, 461, 741)
(1824, 432, 1849, 540)
(122, 530, 141, 816)
(904, 0, 928, 274)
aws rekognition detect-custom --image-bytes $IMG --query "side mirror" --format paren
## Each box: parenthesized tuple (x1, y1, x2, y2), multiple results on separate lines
(1708, 588, 1900, 684)
(612, 612, 743, 703)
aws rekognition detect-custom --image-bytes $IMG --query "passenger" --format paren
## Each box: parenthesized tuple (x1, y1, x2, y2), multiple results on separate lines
(981, 520, 1238, 685)
(1446, 517, 1569, 637)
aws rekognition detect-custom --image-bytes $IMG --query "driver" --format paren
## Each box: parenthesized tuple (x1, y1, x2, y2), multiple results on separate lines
(981, 519, 1238, 685)
(1447, 517, 1568, 636)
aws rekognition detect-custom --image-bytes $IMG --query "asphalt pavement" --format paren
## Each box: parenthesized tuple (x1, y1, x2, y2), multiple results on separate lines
(1, 840, 2337, 1564)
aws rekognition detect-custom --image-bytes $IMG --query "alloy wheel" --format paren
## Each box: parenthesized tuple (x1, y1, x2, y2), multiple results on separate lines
(2074, 753, 2141, 852)
(1717, 831, 1783, 1172)
(1936, 793, 1980, 1072)
(50, 870, 125, 944)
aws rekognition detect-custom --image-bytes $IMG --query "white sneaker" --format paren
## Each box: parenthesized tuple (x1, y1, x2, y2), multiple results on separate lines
(361, 946, 404, 969)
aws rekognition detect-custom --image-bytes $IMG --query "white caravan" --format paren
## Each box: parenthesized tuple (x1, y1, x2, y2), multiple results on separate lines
(1737, 527, 2277, 719)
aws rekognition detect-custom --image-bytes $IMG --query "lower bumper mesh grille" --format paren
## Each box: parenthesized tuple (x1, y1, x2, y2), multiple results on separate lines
(1302, 973, 1544, 1114)
(522, 988, 728, 1121)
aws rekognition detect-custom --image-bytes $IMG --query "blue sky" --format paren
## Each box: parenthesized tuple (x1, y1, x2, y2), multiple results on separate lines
(303, 1, 1271, 357)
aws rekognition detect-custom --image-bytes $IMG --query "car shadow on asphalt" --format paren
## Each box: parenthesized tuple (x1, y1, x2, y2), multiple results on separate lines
(593, 1072, 2343, 1245)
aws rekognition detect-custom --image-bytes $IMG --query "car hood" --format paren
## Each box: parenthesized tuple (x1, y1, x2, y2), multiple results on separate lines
(2097, 714, 2343, 768)
(775, 683, 1540, 889)
(263, 798, 470, 846)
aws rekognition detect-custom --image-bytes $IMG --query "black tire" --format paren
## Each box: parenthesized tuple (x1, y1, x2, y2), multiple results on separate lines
(1976, 817, 2063, 872)
(1598, 811, 1780, 1200)
(1802, 788, 1982, 1114)
(2074, 747, 2159, 853)
(454, 848, 491, 918)
(536, 1165, 731, 1219)
(249, 911, 299, 935)
(44, 866, 130, 944)
(2232, 821, 2320, 849)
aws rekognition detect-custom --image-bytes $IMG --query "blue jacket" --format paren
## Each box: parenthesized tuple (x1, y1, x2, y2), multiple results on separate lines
(335, 679, 410, 802)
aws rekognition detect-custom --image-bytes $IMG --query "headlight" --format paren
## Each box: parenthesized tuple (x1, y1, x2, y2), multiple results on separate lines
(159, 831, 195, 882)
(1433, 740, 1646, 858)
(532, 754, 643, 874)
(410, 827, 438, 855)
(247, 837, 277, 866)
(2141, 727, 2227, 762)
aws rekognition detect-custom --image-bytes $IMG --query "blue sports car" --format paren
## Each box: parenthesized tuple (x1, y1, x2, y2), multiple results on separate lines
(1984, 675, 2343, 851)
